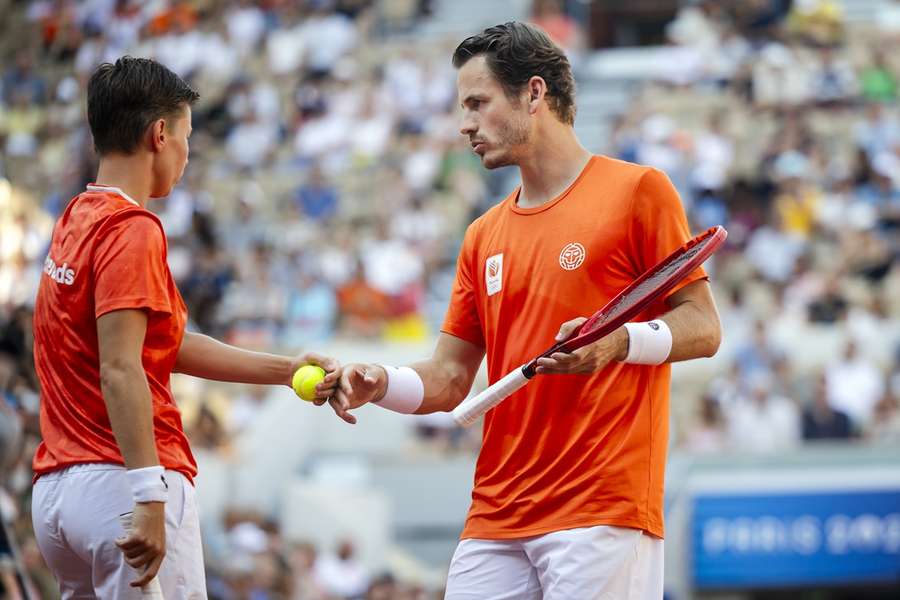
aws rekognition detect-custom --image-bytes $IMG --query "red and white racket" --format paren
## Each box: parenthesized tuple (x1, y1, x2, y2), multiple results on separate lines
(452, 225, 728, 427)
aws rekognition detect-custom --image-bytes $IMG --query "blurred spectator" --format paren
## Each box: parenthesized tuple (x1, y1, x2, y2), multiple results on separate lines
(530, 0, 584, 56)
(727, 374, 801, 454)
(288, 541, 326, 600)
(683, 394, 728, 454)
(366, 572, 399, 600)
(733, 320, 782, 381)
(226, 0, 267, 59)
(825, 341, 885, 428)
(314, 539, 370, 599)
(1, 91, 46, 158)
(229, 385, 270, 436)
(2, 51, 46, 105)
(859, 50, 897, 103)
(295, 165, 339, 222)
(810, 46, 856, 105)
(336, 259, 392, 337)
(744, 209, 806, 283)
(802, 373, 854, 441)
(190, 403, 231, 454)
(867, 391, 900, 443)
(853, 103, 900, 161)
(226, 110, 280, 172)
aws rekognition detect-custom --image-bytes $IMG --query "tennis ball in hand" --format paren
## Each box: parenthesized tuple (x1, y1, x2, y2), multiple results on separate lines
(292, 365, 326, 402)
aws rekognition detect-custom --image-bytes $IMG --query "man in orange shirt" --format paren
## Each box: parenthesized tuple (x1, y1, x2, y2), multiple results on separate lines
(333, 22, 722, 599)
(31, 57, 341, 599)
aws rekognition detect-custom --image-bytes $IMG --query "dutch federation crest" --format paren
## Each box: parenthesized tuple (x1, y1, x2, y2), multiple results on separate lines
(486, 253, 503, 296)
(559, 242, 586, 271)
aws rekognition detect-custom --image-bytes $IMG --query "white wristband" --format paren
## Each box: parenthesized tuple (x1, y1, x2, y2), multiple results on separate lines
(126, 466, 168, 503)
(374, 366, 424, 414)
(623, 320, 672, 365)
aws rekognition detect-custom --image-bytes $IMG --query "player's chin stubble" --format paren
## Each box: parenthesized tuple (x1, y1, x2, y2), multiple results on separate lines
(483, 116, 530, 169)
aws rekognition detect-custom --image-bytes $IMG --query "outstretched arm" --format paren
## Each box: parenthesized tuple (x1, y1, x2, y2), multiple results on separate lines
(327, 333, 485, 423)
(174, 332, 340, 396)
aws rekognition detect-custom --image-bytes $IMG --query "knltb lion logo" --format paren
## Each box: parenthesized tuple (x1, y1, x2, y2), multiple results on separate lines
(559, 243, 586, 271)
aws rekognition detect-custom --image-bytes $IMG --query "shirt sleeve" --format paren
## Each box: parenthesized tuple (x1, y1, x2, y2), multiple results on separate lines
(440, 223, 486, 348)
(93, 211, 174, 319)
(631, 167, 708, 304)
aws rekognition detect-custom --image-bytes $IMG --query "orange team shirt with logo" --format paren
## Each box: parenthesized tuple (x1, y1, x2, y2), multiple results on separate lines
(32, 185, 197, 482)
(442, 156, 707, 540)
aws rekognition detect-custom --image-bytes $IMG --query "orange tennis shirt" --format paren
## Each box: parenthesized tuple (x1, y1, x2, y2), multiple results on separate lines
(442, 156, 707, 539)
(32, 185, 197, 482)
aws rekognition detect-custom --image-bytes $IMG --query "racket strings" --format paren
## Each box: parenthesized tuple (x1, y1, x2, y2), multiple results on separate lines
(584, 239, 709, 331)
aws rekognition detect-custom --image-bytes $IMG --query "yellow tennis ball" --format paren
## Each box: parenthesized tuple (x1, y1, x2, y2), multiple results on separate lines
(292, 365, 326, 402)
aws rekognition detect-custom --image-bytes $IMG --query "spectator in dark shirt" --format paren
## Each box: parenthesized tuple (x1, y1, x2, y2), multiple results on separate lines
(802, 373, 854, 441)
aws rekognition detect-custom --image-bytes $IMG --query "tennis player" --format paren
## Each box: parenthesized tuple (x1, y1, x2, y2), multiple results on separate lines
(30, 57, 341, 599)
(333, 22, 722, 599)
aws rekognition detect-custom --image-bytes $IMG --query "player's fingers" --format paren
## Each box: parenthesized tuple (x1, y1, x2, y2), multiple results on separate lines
(534, 357, 567, 374)
(120, 541, 151, 559)
(321, 369, 340, 387)
(362, 365, 379, 385)
(350, 366, 369, 386)
(319, 356, 340, 374)
(350, 366, 380, 396)
(315, 379, 339, 396)
(132, 555, 164, 588)
(115, 535, 144, 551)
(330, 395, 357, 425)
(548, 352, 577, 365)
(555, 317, 588, 342)
(123, 549, 155, 569)
(339, 371, 355, 397)
(301, 352, 328, 369)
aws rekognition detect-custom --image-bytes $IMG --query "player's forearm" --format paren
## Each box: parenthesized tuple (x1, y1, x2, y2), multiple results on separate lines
(100, 361, 160, 469)
(660, 299, 721, 362)
(409, 358, 475, 414)
(173, 332, 292, 385)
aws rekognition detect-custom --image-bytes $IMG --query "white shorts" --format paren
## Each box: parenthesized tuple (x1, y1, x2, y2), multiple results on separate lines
(32, 463, 207, 600)
(445, 525, 663, 600)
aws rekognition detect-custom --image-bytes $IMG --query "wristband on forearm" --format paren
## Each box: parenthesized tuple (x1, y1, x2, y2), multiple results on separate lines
(623, 320, 672, 365)
(126, 465, 168, 503)
(372, 366, 424, 414)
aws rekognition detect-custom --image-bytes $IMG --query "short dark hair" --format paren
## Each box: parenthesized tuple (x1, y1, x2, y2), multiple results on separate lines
(452, 22, 576, 125)
(87, 56, 199, 155)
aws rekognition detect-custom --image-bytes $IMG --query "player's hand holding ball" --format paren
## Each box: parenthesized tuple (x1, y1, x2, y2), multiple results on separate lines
(293, 364, 326, 401)
(288, 352, 340, 401)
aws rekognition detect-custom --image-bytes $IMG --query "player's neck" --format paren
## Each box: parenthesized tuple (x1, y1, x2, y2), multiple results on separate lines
(517, 126, 591, 209)
(94, 155, 153, 207)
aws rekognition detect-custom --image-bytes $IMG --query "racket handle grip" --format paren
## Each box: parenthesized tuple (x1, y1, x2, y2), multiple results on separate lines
(118, 513, 166, 599)
(452, 366, 530, 427)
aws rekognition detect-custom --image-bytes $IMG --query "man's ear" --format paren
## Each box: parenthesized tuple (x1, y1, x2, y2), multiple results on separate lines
(148, 118, 166, 152)
(527, 76, 547, 114)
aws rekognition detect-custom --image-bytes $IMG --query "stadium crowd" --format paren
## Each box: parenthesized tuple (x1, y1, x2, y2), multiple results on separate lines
(0, 0, 899, 597)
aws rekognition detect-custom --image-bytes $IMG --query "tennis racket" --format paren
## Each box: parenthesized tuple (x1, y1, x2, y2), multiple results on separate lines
(452, 225, 727, 427)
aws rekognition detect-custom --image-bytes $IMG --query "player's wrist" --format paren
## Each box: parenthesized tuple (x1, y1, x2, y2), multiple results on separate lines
(283, 356, 299, 387)
(371, 365, 389, 403)
(126, 465, 168, 504)
(613, 327, 630, 362)
(623, 320, 672, 365)
(371, 365, 424, 413)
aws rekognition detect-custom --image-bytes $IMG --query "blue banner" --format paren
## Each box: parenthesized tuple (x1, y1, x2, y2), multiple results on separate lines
(692, 490, 900, 589)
